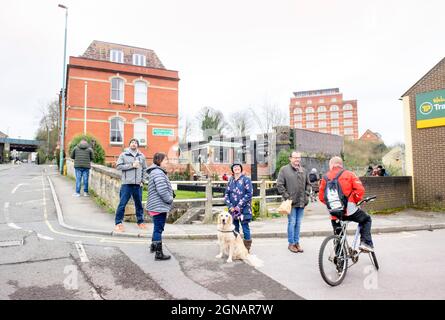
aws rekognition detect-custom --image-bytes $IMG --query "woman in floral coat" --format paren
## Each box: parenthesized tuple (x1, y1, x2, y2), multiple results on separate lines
(224, 162, 253, 252)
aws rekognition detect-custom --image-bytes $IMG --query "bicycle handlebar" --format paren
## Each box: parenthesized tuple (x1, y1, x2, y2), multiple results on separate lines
(357, 195, 377, 206)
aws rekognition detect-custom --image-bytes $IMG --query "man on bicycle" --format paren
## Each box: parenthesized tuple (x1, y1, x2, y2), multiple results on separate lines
(319, 156, 374, 252)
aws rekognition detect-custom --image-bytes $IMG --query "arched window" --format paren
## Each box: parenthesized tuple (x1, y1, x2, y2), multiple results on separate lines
(133, 119, 147, 146)
(306, 107, 314, 113)
(111, 77, 124, 102)
(110, 117, 124, 144)
(317, 106, 327, 112)
(134, 81, 147, 105)
(294, 108, 302, 114)
(330, 105, 339, 111)
(343, 104, 353, 110)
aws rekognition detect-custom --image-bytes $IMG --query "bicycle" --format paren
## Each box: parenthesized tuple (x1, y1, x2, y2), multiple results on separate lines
(318, 196, 379, 286)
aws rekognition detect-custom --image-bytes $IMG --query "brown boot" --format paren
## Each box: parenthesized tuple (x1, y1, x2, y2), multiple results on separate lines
(295, 243, 304, 253)
(288, 244, 299, 253)
(243, 239, 252, 253)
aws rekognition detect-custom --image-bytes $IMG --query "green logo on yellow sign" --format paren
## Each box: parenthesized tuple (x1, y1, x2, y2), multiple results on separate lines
(419, 102, 433, 115)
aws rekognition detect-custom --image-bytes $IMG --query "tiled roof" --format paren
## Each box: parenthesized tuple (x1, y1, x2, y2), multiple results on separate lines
(81, 40, 165, 69)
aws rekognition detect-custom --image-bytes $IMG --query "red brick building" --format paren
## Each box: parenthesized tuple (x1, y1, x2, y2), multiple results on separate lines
(359, 129, 383, 143)
(289, 88, 359, 139)
(63, 40, 180, 163)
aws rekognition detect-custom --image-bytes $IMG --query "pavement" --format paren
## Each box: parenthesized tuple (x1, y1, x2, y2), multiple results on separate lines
(46, 166, 445, 240)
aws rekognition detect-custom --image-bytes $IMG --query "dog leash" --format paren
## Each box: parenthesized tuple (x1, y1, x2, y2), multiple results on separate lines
(217, 229, 240, 238)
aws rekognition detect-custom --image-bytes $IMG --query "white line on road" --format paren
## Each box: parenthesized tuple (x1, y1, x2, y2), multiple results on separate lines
(75, 241, 90, 263)
(11, 183, 29, 194)
(4, 202, 9, 209)
(7, 223, 22, 230)
(37, 233, 54, 241)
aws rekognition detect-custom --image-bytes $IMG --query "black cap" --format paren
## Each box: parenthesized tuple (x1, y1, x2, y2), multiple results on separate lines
(230, 162, 243, 173)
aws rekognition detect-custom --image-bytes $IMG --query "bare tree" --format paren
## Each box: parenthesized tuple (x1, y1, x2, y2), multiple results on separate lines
(249, 99, 288, 134)
(178, 115, 193, 143)
(228, 110, 252, 137)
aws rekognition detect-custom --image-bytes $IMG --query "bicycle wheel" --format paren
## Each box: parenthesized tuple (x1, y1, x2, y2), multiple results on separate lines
(369, 251, 379, 270)
(318, 235, 348, 286)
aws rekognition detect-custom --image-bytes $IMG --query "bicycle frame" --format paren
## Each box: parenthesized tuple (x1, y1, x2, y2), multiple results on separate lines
(336, 220, 362, 268)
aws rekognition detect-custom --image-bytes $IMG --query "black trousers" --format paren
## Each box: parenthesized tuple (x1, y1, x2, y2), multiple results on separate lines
(331, 209, 373, 246)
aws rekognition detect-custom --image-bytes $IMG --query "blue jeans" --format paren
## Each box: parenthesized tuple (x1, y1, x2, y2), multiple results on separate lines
(75, 168, 90, 194)
(288, 207, 304, 245)
(115, 184, 144, 225)
(233, 219, 251, 240)
(152, 213, 167, 242)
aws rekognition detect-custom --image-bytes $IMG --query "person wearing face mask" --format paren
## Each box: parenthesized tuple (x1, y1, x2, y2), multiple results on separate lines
(276, 151, 311, 253)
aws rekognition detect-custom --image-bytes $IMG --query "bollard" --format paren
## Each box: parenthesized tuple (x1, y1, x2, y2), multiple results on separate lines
(260, 179, 268, 217)
(203, 179, 214, 223)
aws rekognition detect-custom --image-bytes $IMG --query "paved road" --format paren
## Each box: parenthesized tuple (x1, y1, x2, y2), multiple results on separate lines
(1, 164, 444, 300)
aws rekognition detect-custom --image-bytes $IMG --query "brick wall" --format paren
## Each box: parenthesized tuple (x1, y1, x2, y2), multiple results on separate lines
(404, 59, 445, 205)
(360, 177, 413, 211)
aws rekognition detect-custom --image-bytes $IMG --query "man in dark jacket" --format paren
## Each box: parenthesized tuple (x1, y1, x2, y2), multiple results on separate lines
(70, 139, 93, 197)
(276, 151, 311, 253)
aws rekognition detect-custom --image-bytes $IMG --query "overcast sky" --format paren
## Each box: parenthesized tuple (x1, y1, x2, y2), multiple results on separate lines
(1, 0, 444, 145)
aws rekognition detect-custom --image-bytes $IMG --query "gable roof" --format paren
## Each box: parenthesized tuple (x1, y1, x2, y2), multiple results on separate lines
(401, 57, 445, 98)
(359, 129, 382, 141)
(81, 40, 165, 69)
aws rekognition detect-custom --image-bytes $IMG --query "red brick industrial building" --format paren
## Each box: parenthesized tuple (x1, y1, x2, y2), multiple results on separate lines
(63, 40, 180, 163)
(289, 88, 359, 139)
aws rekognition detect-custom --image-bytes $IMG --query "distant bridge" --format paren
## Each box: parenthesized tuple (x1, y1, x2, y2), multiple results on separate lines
(0, 137, 43, 152)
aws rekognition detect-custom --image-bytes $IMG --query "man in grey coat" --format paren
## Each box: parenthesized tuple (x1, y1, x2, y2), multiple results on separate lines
(276, 151, 311, 253)
(70, 138, 93, 197)
(114, 138, 148, 232)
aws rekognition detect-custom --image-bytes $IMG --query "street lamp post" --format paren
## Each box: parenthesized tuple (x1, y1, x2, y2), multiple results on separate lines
(58, 4, 68, 174)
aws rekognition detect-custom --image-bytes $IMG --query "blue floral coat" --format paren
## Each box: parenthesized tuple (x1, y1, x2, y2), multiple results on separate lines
(224, 174, 253, 222)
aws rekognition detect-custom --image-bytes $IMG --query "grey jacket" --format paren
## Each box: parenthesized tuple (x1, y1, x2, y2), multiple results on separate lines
(145, 164, 174, 213)
(116, 149, 147, 185)
(276, 164, 311, 208)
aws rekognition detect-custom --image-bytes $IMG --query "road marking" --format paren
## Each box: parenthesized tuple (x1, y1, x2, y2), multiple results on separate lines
(37, 233, 54, 241)
(11, 183, 29, 194)
(4, 202, 9, 209)
(99, 238, 148, 244)
(7, 223, 22, 230)
(74, 241, 90, 262)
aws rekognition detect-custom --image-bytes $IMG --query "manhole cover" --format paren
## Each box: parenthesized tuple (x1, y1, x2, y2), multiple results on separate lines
(0, 240, 24, 247)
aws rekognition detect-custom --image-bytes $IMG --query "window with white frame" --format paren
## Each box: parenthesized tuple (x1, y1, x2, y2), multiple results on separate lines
(330, 105, 339, 111)
(307, 99, 312, 104)
(306, 114, 314, 121)
(110, 117, 124, 144)
(133, 119, 147, 145)
(132, 54, 146, 66)
(331, 128, 340, 135)
(332, 97, 337, 102)
(318, 121, 327, 128)
(306, 107, 315, 113)
(306, 122, 314, 129)
(344, 127, 354, 135)
(343, 104, 353, 110)
(134, 81, 147, 105)
(319, 98, 324, 103)
(318, 113, 326, 120)
(331, 120, 339, 127)
(344, 119, 353, 127)
(111, 78, 124, 102)
(330, 112, 339, 119)
(295, 101, 301, 106)
(295, 122, 302, 129)
(110, 49, 124, 63)
(343, 111, 353, 118)
(294, 108, 302, 114)
(294, 115, 302, 122)
(317, 105, 327, 112)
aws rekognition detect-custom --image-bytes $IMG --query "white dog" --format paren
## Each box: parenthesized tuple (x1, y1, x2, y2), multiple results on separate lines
(215, 212, 263, 267)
